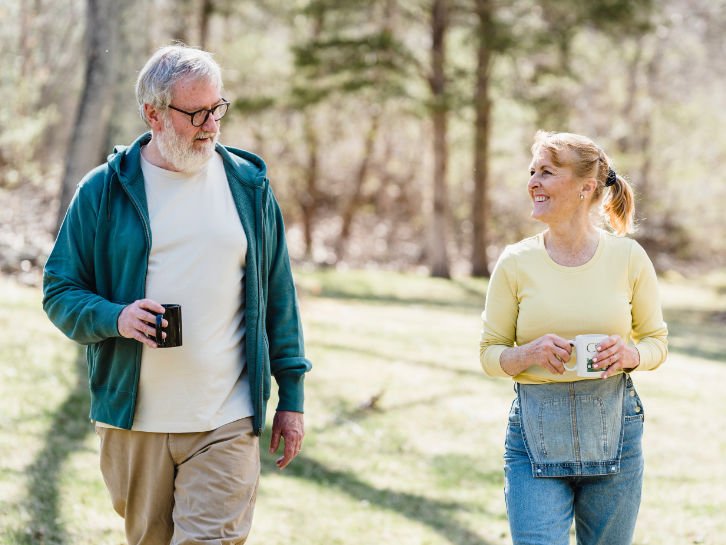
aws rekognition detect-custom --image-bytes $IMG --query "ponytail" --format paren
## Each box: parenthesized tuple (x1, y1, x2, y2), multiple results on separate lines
(601, 173, 635, 235)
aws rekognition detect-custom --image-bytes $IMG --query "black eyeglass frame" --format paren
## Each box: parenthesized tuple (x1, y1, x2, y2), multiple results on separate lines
(167, 99, 230, 127)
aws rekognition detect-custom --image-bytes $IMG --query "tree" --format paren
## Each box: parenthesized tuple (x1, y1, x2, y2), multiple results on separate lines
(426, 0, 451, 278)
(299, 109, 322, 261)
(55, 0, 124, 232)
(290, 6, 325, 261)
(470, 0, 494, 276)
(291, 0, 415, 263)
(334, 111, 382, 262)
(506, 0, 654, 129)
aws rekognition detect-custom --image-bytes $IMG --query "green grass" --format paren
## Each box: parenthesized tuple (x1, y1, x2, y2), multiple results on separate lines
(1, 269, 725, 545)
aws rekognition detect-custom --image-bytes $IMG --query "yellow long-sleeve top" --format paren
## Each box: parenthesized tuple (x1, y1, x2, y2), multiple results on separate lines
(480, 230, 668, 384)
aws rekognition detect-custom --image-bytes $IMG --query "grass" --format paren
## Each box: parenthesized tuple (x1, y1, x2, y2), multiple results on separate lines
(0, 269, 725, 545)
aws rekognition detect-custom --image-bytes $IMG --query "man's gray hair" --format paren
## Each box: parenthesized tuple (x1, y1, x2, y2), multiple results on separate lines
(135, 44, 222, 126)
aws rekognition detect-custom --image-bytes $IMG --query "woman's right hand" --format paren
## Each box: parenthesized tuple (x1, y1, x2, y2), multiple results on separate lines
(499, 334, 573, 376)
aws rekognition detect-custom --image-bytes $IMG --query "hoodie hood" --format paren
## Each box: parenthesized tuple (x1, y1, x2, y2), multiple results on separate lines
(106, 131, 269, 189)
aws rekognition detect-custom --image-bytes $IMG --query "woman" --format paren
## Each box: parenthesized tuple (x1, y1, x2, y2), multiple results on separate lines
(480, 131, 668, 545)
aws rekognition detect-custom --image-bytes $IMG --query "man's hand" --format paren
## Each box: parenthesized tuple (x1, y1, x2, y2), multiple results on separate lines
(117, 299, 166, 348)
(269, 411, 304, 469)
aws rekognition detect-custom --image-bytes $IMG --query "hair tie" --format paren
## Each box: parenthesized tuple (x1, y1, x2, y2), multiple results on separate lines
(606, 168, 617, 187)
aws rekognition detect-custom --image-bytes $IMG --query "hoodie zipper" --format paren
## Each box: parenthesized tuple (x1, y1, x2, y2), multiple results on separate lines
(117, 176, 152, 287)
(115, 174, 152, 429)
(256, 182, 267, 435)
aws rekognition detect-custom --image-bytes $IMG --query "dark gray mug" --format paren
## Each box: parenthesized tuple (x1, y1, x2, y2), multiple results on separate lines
(155, 304, 182, 348)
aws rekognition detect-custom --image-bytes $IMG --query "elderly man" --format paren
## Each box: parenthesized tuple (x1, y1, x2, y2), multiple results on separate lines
(43, 44, 311, 544)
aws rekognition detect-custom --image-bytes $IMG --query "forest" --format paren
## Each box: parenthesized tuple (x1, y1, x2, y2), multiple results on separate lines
(2, 3, 726, 544)
(2, 0, 726, 281)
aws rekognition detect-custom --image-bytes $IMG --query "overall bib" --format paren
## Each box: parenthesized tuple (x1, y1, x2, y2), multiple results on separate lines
(517, 374, 627, 477)
(504, 374, 646, 545)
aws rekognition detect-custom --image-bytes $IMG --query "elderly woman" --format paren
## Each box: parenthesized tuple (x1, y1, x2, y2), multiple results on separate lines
(480, 131, 668, 545)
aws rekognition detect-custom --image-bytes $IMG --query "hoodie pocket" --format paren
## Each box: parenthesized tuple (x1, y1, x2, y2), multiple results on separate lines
(87, 339, 107, 389)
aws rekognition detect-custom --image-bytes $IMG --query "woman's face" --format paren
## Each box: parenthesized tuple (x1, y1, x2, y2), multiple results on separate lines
(527, 148, 582, 225)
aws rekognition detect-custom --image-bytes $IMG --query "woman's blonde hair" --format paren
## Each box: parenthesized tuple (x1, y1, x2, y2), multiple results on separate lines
(531, 130, 635, 235)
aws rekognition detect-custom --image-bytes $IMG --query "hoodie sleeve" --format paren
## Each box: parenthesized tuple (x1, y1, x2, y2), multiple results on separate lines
(264, 187, 312, 413)
(43, 174, 126, 345)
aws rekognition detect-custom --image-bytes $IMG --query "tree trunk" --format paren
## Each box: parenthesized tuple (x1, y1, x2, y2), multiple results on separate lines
(427, 0, 450, 278)
(471, 0, 493, 277)
(636, 40, 663, 222)
(55, 0, 121, 233)
(300, 111, 319, 261)
(616, 35, 662, 225)
(19, 0, 39, 81)
(168, 0, 193, 44)
(199, 0, 215, 49)
(334, 111, 381, 263)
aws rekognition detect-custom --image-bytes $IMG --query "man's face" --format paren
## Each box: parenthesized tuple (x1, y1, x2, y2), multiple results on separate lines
(155, 76, 223, 173)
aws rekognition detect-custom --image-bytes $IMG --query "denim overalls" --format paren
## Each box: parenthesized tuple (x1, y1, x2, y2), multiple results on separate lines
(504, 374, 645, 545)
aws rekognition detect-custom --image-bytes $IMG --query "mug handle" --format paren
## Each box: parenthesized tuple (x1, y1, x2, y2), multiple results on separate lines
(155, 313, 164, 347)
(563, 340, 577, 371)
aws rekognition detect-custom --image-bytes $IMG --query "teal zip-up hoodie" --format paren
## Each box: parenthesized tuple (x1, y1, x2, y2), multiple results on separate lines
(43, 132, 311, 434)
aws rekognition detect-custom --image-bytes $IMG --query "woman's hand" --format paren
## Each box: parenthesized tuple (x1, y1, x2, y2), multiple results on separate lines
(592, 335, 640, 379)
(500, 334, 574, 376)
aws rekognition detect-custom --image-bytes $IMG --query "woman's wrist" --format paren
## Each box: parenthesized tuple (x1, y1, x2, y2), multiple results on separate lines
(500, 346, 527, 376)
(624, 346, 641, 370)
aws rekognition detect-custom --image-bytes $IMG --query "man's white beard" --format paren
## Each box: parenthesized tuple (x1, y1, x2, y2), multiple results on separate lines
(156, 114, 219, 173)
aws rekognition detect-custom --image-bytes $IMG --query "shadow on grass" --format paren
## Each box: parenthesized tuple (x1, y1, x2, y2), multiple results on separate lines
(298, 283, 485, 310)
(315, 388, 475, 435)
(663, 308, 726, 363)
(13, 348, 93, 545)
(311, 340, 486, 379)
(261, 453, 499, 545)
(310, 290, 482, 309)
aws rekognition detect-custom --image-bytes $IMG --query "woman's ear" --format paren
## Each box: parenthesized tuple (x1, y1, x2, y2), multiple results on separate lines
(581, 177, 597, 196)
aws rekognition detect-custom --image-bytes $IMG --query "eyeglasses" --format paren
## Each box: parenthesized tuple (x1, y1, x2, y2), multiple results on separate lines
(167, 99, 230, 127)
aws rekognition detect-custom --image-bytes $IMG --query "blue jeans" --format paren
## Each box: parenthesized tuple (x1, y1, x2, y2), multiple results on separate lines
(503, 378, 645, 545)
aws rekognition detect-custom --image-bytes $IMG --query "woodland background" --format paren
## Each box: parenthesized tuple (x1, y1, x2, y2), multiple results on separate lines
(2, 2, 726, 544)
(2, 0, 726, 282)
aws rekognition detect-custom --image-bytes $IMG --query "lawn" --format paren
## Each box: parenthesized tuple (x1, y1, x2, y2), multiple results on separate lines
(0, 268, 724, 545)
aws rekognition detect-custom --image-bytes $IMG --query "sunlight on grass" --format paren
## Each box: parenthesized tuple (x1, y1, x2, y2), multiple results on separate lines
(1, 270, 725, 545)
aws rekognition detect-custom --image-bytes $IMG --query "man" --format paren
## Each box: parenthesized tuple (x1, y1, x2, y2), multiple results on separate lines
(43, 44, 312, 544)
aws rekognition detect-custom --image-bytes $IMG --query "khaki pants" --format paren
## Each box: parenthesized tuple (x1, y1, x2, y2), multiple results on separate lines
(96, 417, 259, 545)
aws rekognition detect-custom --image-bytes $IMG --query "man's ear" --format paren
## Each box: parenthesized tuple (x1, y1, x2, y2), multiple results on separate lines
(144, 104, 164, 132)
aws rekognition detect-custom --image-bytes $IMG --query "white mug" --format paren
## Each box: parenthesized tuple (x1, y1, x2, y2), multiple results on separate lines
(564, 334, 609, 378)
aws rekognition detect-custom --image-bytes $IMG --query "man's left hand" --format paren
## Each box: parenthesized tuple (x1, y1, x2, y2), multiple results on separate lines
(269, 411, 304, 469)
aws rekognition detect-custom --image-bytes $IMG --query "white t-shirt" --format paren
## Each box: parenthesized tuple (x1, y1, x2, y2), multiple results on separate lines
(123, 151, 253, 432)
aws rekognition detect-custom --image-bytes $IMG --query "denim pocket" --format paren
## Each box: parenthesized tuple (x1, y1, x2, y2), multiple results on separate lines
(535, 396, 575, 460)
(575, 394, 611, 459)
(507, 397, 521, 426)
